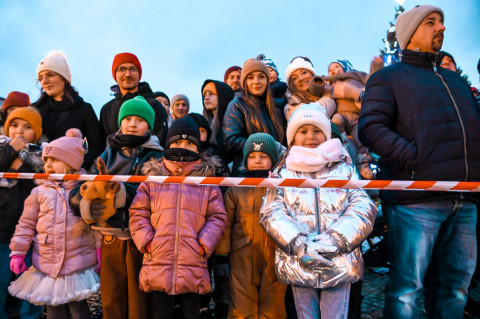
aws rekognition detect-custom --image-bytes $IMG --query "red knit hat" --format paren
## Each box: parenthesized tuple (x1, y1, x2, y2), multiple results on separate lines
(224, 66, 242, 82)
(111, 52, 142, 81)
(2, 91, 31, 113)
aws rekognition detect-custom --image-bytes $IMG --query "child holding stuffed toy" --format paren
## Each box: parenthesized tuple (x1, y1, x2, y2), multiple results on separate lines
(69, 95, 163, 319)
(260, 104, 377, 319)
(216, 132, 286, 318)
(0, 105, 45, 318)
(8, 128, 100, 319)
(129, 116, 227, 319)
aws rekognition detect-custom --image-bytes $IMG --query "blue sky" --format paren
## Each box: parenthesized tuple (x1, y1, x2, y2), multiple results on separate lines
(1, 0, 479, 115)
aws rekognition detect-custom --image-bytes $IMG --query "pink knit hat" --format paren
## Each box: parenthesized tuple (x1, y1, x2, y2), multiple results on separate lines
(42, 128, 85, 171)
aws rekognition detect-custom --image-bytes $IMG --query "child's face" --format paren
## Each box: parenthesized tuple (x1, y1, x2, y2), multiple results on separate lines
(8, 118, 36, 143)
(199, 127, 208, 142)
(247, 151, 272, 171)
(293, 124, 326, 148)
(328, 63, 344, 76)
(121, 115, 149, 136)
(169, 139, 199, 153)
(44, 157, 72, 174)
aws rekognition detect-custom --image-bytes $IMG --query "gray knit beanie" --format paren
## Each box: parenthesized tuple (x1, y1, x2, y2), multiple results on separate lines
(395, 5, 444, 50)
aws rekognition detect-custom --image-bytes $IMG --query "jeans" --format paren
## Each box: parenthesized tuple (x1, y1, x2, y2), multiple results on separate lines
(0, 243, 44, 319)
(384, 200, 477, 319)
(292, 283, 351, 319)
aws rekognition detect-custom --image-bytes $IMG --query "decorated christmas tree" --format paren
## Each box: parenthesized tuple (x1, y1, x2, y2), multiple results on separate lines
(379, 5, 405, 66)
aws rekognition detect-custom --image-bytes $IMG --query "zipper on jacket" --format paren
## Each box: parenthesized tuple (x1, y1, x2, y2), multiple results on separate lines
(314, 188, 321, 234)
(172, 184, 182, 295)
(432, 57, 469, 181)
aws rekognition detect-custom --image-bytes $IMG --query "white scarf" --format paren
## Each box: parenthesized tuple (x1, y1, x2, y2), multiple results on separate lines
(286, 138, 351, 173)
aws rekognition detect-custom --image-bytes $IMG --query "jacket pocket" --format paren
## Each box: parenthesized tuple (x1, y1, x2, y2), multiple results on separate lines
(231, 236, 251, 252)
(36, 233, 48, 244)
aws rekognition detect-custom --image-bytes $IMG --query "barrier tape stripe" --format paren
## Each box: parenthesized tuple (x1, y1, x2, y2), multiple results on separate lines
(1, 172, 480, 192)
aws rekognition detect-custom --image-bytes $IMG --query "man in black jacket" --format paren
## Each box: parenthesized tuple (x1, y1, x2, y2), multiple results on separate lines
(99, 52, 168, 147)
(358, 5, 480, 319)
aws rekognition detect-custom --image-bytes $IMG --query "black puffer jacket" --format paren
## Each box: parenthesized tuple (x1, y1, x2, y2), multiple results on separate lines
(0, 142, 43, 242)
(99, 82, 168, 147)
(223, 97, 283, 176)
(358, 50, 480, 204)
(69, 134, 164, 229)
(34, 94, 104, 170)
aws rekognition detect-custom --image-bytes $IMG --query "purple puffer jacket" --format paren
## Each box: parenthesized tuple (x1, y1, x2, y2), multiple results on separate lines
(129, 157, 227, 295)
(10, 178, 99, 277)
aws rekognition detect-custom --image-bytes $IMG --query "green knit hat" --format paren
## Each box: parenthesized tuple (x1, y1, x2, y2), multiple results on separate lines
(118, 96, 155, 130)
(243, 133, 278, 167)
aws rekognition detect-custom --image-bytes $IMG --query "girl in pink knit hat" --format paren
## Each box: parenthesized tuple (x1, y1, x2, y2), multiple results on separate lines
(8, 128, 100, 319)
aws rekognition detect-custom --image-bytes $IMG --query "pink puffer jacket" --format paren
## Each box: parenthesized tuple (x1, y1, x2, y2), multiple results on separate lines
(10, 179, 99, 277)
(129, 158, 227, 294)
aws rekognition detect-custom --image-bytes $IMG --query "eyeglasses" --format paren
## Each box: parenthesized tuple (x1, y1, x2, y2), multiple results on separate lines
(116, 67, 139, 74)
(37, 72, 58, 83)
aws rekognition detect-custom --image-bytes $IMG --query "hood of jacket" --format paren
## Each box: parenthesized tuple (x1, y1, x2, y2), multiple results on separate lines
(201, 80, 234, 124)
(110, 82, 155, 100)
(142, 153, 222, 177)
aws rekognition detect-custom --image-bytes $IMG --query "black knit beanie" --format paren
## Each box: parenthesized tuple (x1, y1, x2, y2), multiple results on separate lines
(167, 116, 201, 149)
(188, 113, 212, 141)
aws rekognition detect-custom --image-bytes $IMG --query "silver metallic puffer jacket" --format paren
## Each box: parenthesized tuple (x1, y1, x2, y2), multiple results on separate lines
(260, 160, 377, 289)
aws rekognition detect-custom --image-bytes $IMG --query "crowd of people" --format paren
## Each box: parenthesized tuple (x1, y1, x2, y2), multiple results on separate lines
(0, 4, 479, 319)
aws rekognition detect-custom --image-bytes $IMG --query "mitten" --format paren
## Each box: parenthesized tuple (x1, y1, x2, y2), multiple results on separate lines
(10, 255, 27, 275)
(95, 248, 101, 273)
(309, 76, 326, 97)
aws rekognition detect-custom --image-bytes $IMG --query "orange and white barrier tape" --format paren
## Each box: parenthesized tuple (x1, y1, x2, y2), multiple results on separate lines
(1, 172, 480, 192)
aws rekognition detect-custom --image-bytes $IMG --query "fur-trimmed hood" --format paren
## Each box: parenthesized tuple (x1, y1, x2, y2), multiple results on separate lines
(141, 154, 223, 177)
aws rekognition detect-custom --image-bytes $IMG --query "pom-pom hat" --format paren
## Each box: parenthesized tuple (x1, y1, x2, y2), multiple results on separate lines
(42, 128, 85, 171)
(37, 51, 72, 84)
(286, 104, 331, 145)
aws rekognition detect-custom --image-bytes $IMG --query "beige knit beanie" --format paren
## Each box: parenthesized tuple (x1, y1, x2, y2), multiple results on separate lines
(37, 51, 72, 84)
(240, 58, 270, 89)
(395, 5, 444, 50)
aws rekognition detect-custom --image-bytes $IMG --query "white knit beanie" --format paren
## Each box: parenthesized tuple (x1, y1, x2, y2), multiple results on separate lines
(395, 5, 444, 50)
(37, 51, 72, 84)
(285, 57, 316, 84)
(286, 104, 331, 145)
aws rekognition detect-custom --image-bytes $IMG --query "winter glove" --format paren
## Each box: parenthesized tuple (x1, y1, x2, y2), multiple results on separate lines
(215, 254, 230, 277)
(292, 235, 335, 270)
(10, 255, 27, 275)
(90, 198, 106, 220)
(95, 248, 101, 273)
(308, 233, 341, 259)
